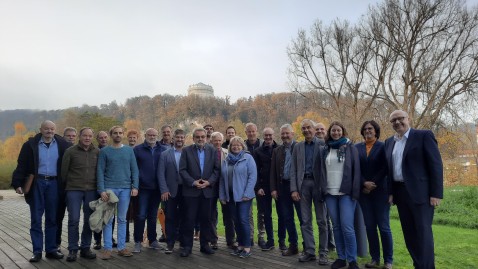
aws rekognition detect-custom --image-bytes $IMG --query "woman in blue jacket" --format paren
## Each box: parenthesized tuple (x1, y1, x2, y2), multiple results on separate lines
(324, 121, 361, 269)
(219, 136, 257, 258)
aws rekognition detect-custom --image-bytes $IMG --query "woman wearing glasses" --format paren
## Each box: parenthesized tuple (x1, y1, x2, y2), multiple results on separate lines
(356, 121, 393, 269)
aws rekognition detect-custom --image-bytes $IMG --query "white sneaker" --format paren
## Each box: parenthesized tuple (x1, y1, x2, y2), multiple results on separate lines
(132, 242, 142, 253)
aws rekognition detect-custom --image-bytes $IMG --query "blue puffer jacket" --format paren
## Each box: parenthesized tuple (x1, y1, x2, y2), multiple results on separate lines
(219, 152, 257, 202)
(133, 141, 166, 190)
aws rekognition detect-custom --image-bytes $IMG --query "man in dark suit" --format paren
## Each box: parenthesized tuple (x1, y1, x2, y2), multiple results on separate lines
(385, 110, 443, 269)
(158, 129, 186, 254)
(178, 127, 220, 257)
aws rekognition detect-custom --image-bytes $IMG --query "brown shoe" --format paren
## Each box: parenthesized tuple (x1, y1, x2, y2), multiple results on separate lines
(365, 260, 380, 268)
(282, 244, 299, 256)
(118, 248, 133, 257)
(99, 250, 112, 260)
(383, 263, 393, 269)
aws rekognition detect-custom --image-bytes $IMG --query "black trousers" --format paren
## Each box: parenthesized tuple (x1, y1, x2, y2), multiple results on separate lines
(181, 194, 212, 249)
(394, 182, 435, 269)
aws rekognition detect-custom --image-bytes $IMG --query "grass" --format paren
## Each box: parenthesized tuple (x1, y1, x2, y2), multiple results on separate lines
(215, 186, 478, 269)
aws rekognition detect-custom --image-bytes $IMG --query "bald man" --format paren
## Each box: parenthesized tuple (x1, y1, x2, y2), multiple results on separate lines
(11, 120, 72, 262)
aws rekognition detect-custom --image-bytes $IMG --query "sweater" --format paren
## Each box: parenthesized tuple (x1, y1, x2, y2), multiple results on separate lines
(97, 145, 139, 193)
(133, 141, 165, 190)
(219, 153, 257, 202)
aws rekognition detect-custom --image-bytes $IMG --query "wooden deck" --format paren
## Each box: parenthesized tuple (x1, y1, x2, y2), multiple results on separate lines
(0, 190, 331, 269)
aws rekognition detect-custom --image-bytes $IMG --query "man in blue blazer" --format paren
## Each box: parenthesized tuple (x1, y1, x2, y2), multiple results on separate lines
(178, 127, 220, 257)
(385, 110, 443, 269)
(158, 129, 186, 254)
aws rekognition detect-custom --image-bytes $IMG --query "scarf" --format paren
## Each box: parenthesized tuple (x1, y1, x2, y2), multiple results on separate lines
(327, 137, 349, 162)
(227, 150, 245, 165)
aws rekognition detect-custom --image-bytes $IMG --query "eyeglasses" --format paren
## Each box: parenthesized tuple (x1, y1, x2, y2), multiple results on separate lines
(390, 116, 406, 123)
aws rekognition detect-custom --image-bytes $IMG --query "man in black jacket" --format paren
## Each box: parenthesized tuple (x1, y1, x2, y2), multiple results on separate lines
(11, 120, 72, 263)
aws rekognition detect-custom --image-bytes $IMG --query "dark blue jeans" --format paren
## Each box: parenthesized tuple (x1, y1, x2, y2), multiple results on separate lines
(66, 190, 97, 250)
(277, 181, 302, 245)
(29, 178, 58, 254)
(360, 191, 393, 264)
(233, 199, 252, 248)
(134, 189, 161, 243)
(256, 190, 274, 244)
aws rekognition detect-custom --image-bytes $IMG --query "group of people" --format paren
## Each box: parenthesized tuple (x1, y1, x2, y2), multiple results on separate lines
(11, 109, 443, 269)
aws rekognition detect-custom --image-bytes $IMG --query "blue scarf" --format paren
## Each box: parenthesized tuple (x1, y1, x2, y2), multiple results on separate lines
(327, 137, 348, 162)
(227, 150, 245, 165)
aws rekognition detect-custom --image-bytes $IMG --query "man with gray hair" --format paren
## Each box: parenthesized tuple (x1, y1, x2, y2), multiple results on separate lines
(179, 127, 220, 257)
(12, 120, 71, 262)
(132, 128, 166, 253)
(291, 119, 329, 264)
(270, 124, 303, 256)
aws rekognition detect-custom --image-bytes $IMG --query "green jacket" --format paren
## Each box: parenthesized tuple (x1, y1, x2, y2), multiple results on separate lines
(61, 143, 99, 191)
(88, 190, 118, 233)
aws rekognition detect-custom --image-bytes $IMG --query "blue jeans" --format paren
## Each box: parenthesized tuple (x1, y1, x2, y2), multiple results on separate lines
(134, 189, 161, 243)
(29, 178, 58, 254)
(225, 199, 252, 248)
(326, 194, 357, 262)
(66, 190, 97, 250)
(360, 191, 393, 264)
(103, 188, 131, 251)
(277, 181, 302, 245)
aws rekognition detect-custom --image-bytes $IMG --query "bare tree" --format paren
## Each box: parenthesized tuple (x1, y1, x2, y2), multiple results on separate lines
(288, 0, 478, 129)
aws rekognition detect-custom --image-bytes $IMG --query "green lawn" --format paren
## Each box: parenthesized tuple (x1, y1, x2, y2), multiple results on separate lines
(215, 186, 478, 269)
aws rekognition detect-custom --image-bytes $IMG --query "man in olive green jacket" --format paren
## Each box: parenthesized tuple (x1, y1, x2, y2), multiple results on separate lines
(61, 127, 99, 262)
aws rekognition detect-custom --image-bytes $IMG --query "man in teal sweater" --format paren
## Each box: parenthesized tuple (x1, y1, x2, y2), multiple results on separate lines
(97, 126, 139, 260)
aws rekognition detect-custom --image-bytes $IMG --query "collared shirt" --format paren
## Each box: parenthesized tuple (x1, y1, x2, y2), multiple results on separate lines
(392, 128, 411, 182)
(304, 139, 315, 175)
(283, 143, 292, 180)
(196, 145, 205, 176)
(38, 137, 59, 176)
(174, 148, 182, 172)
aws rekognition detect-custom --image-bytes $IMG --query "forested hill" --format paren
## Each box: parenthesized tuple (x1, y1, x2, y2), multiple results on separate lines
(0, 92, 328, 140)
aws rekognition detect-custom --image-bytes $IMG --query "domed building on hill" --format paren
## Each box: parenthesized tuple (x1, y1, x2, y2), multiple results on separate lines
(187, 82, 214, 98)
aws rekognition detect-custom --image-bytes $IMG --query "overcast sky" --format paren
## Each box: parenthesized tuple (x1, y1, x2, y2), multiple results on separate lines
(0, 0, 402, 110)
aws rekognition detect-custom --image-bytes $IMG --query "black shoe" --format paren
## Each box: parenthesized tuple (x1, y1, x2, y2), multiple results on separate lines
(348, 261, 360, 269)
(66, 250, 77, 262)
(80, 248, 96, 259)
(180, 247, 191, 257)
(298, 252, 316, 262)
(165, 244, 174, 254)
(258, 240, 266, 249)
(279, 241, 287, 251)
(261, 241, 274, 251)
(211, 242, 218, 250)
(46, 251, 64, 259)
(93, 241, 102, 250)
(318, 254, 329, 265)
(112, 241, 118, 248)
(159, 235, 166, 242)
(200, 245, 215, 255)
(282, 244, 299, 256)
(331, 259, 347, 269)
(29, 253, 42, 263)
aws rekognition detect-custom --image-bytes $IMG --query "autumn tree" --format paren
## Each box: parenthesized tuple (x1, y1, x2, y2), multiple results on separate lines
(288, 0, 478, 130)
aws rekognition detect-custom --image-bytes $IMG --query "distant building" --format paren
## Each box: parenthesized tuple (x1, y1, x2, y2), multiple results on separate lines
(188, 82, 214, 98)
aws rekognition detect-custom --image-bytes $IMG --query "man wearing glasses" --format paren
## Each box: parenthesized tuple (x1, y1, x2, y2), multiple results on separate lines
(385, 110, 443, 269)
(178, 128, 220, 257)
